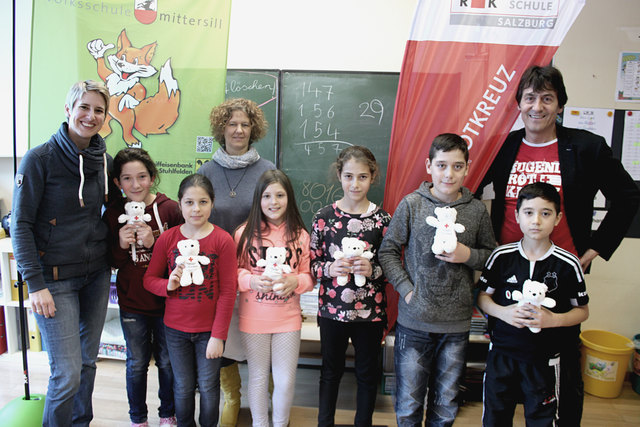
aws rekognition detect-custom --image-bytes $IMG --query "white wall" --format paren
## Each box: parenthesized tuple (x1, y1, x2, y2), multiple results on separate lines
(226, 0, 416, 71)
(554, 1, 639, 111)
(2, 0, 639, 339)
(1, 1, 31, 216)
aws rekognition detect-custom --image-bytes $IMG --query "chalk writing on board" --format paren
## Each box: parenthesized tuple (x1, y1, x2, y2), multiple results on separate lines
(293, 96, 387, 156)
(299, 180, 343, 215)
(298, 119, 340, 140)
(226, 78, 276, 97)
(226, 71, 277, 98)
(301, 82, 334, 100)
(294, 140, 352, 156)
(279, 71, 399, 229)
(359, 99, 384, 125)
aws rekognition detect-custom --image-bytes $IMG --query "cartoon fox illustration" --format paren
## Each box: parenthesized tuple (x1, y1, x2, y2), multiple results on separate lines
(87, 29, 180, 147)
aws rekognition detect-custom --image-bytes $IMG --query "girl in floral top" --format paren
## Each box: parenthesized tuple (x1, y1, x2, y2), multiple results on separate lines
(310, 146, 392, 427)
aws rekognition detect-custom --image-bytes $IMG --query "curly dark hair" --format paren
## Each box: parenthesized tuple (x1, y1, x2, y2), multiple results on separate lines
(209, 98, 268, 148)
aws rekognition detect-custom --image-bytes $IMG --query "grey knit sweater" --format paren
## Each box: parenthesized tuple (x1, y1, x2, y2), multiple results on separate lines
(379, 182, 496, 334)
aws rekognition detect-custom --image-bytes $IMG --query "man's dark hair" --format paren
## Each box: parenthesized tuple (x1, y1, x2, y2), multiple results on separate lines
(516, 65, 568, 108)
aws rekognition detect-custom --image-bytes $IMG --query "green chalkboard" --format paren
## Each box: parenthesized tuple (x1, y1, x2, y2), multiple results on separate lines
(279, 71, 399, 229)
(224, 70, 279, 164)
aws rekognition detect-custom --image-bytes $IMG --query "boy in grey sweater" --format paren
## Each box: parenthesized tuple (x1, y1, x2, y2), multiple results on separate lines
(379, 133, 496, 427)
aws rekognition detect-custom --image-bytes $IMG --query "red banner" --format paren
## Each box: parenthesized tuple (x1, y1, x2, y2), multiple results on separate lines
(384, 0, 584, 214)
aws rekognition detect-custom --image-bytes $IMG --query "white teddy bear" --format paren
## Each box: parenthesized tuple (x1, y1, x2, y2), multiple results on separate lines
(333, 237, 373, 287)
(256, 247, 292, 295)
(512, 279, 556, 333)
(175, 239, 210, 286)
(118, 201, 151, 262)
(425, 206, 465, 254)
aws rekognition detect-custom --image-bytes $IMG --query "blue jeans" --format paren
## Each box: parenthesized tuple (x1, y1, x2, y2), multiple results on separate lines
(394, 323, 468, 427)
(318, 316, 384, 427)
(165, 326, 221, 427)
(35, 267, 111, 427)
(120, 310, 175, 423)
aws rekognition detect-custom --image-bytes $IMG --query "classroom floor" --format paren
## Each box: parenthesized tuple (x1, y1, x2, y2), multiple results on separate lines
(0, 350, 639, 426)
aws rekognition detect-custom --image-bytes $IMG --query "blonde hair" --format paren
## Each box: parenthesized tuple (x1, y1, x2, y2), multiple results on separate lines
(65, 80, 110, 113)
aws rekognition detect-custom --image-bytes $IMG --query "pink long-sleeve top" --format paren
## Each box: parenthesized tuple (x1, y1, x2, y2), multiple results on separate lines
(143, 225, 238, 340)
(234, 222, 315, 334)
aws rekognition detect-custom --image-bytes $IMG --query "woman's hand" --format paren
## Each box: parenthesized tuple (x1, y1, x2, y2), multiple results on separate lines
(250, 275, 274, 293)
(118, 224, 136, 249)
(206, 337, 224, 359)
(168, 264, 184, 291)
(272, 275, 298, 298)
(30, 288, 56, 318)
(328, 258, 353, 278)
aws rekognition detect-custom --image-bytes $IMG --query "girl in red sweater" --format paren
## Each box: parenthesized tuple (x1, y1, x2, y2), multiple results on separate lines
(144, 174, 237, 427)
(234, 170, 314, 427)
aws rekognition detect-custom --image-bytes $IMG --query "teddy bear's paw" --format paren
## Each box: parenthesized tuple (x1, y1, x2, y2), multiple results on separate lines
(336, 276, 349, 286)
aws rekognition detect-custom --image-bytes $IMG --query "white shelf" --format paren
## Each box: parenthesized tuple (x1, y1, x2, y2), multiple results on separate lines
(0, 238, 13, 253)
(469, 333, 490, 344)
(2, 300, 24, 308)
(301, 319, 320, 341)
(1, 238, 22, 354)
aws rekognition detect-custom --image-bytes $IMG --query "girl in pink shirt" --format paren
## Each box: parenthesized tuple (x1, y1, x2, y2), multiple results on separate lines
(234, 170, 314, 427)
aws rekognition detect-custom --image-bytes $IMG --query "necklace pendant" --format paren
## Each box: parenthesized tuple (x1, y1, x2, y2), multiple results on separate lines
(229, 190, 236, 198)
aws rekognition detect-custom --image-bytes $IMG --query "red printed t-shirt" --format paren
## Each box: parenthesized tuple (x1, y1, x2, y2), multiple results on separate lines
(500, 138, 578, 256)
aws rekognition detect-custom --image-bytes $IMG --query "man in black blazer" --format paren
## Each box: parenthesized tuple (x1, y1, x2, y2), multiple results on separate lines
(478, 65, 640, 426)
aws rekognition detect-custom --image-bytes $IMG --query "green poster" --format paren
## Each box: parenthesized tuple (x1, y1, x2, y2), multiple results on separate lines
(29, 0, 232, 198)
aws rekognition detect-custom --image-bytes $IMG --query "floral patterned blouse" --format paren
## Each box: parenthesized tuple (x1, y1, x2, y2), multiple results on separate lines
(310, 203, 391, 323)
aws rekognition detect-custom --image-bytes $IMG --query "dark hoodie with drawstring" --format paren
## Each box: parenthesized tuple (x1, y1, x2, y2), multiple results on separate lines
(11, 122, 111, 293)
(103, 193, 183, 316)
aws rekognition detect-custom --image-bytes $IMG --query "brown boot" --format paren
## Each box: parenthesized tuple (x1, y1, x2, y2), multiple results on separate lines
(220, 362, 241, 427)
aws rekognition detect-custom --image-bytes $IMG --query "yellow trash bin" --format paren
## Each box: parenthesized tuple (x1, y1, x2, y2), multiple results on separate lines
(580, 330, 634, 398)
